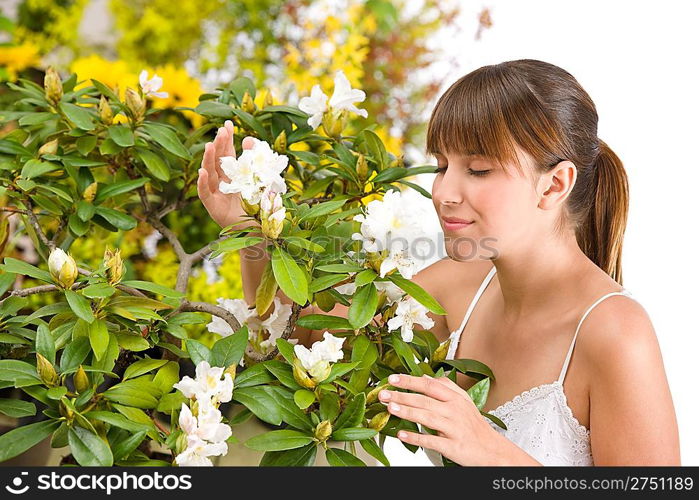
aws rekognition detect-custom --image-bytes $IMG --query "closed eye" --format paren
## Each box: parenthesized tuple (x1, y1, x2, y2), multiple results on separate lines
(435, 165, 490, 176)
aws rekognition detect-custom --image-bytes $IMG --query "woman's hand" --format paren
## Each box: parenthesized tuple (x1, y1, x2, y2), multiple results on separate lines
(197, 120, 256, 229)
(379, 373, 536, 466)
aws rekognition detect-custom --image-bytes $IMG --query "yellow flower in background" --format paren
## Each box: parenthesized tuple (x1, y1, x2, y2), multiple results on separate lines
(149, 64, 205, 128)
(0, 43, 41, 81)
(373, 125, 403, 157)
(361, 170, 383, 205)
(70, 54, 135, 100)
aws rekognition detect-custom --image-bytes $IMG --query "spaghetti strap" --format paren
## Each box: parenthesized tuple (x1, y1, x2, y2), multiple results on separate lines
(446, 266, 497, 359)
(557, 288, 634, 384)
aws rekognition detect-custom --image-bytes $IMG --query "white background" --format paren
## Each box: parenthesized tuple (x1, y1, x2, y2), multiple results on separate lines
(385, 0, 699, 466)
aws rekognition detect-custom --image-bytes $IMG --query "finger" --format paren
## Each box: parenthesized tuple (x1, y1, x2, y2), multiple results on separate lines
(213, 127, 230, 182)
(197, 165, 211, 201)
(202, 142, 219, 193)
(387, 374, 457, 402)
(431, 376, 471, 399)
(223, 120, 236, 157)
(386, 401, 451, 434)
(242, 135, 255, 150)
(379, 389, 450, 418)
(396, 429, 450, 455)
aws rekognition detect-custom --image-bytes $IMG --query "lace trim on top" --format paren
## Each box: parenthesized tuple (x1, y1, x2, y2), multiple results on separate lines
(486, 380, 590, 439)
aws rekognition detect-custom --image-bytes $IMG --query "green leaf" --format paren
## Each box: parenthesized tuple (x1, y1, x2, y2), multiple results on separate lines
(386, 274, 446, 315)
(59, 336, 90, 373)
(334, 392, 366, 430)
(354, 269, 377, 288)
(325, 447, 366, 466)
(104, 380, 160, 409)
(294, 389, 315, 410)
(35, 323, 56, 365)
(255, 260, 278, 316)
(65, 289, 95, 323)
(184, 339, 212, 366)
(211, 325, 248, 368)
(263, 360, 302, 391)
(233, 363, 275, 388)
(88, 319, 109, 360)
(309, 273, 348, 293)
(321, 362, 358, 384)
(135, 148, 169, 181)
(141, 122, 191, 160)
(297, 199, 347, 223)
(274, 338, 296, 364)
(194, 101, 234, 118)
(59, 102, 95, 131)
(232, 386, 282, 425)
(123, 358, 168, 380)
(84, 411, 152, 434)
(351, 334, 378, 370)
(0, 398, 36, 418)
(107, 125, 135, 147)
(348, 282, 378, 329)
(359, 437, 390, 466)
(0, 360, 39, 382)
(0, 419, 60, 462)
(267, 386, 314, 432)
(1, 257, 53, 282)
(68, 426, 113, 466)
(466, 377, 490, 410)
(94, 206, 137, 230)
(21, 159, 60, 179)
(245, 429, 314, 451)
(440, 359, 495, 381)
(315, 263, 364, 273)
(271, 247, 308, 306)
(80, 283, 115, 298)
(93, 178, 148, 205)
(296, 314, 352, 331)
(75, 135, 97, 155)
(112, 431, 147, 462)
(259, 442, 317, 466)
(152, 361, 179, 393)
(119, 280, 184, 298)
(330, 427, 377, 441)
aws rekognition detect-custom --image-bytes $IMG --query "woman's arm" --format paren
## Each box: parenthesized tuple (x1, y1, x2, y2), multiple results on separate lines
(583, 298, 681, 465)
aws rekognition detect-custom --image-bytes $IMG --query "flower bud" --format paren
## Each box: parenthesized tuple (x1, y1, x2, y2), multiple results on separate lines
(83, 181, 98, 202)
(309, 360, 332, 384)
(321, 108, 348, 138)
(224, 364, 237, 383)
(44, 67, 63, 107)
(368, 411, 390, 431)
(59, 399, 74, 420)
(0, 215, 9, 257)
(263, 89, 274, 108)
(125, 87, 145, 123)
(48, 248, 78, 289)
(38, 138, 58, 156)
(356, 153, 369, 181)
(99, 96, 113, 124)
(260, 189, 285, 240)
(36, 353, 58, 387)
(240, 197, 260, 216)
(388, 156, 404, 169)
(273, 130, 287, 154)
(74, 364, 90, 393)
(241, 91, 256, 114)
(314, 420, 333, 442)
(366, 383, 390, 404)
(432, 338, 451, 364)
(292, 358, 316, 389)
(103, 247, 125, 285)
(175, 431, 188, 454)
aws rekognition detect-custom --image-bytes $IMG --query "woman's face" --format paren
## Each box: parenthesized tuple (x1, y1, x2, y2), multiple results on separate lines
(431, 148, 543, 262)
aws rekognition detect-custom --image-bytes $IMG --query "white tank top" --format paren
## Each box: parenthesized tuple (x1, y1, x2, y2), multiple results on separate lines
(424, 265, 635, 466)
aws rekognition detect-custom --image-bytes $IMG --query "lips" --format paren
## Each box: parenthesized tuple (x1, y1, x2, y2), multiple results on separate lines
(441, 216, 474, 231)
(441, 216, 474, 224)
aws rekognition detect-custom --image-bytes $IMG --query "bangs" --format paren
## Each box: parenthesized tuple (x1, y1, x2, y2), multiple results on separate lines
(425, 65, 556, 175)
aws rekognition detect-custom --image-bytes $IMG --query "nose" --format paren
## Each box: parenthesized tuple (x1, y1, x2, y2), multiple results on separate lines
(433, 172, 464, 207)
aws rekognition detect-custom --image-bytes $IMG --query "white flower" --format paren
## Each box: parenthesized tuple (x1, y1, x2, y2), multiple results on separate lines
(379, 248, 418, 279)
(142, 229, 163, 259)
(294, 331, 345, 379)
(297, 69, 368, 129)
(387, 296, 434, 343)
(178, 403, 198, 435)
(260, 188, 286, 239)
(194, 401, 233, 443)
(374, 281, 405, 305)
(207, 298, 260, 337)
(175, 435, 228, 467)
(328, 70, 368, 118)
(173, 360, 233, 404)
(298, 84, 328, 129)
(258, 297, 293, 352)
(139, 70, 169, 98)
(351, 190, 426, 278)
(48, 247, 78, 288)
(218, 139, 289, 205)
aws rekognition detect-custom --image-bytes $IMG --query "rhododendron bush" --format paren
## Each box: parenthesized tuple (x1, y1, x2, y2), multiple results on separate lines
(0, 67, 501, 466)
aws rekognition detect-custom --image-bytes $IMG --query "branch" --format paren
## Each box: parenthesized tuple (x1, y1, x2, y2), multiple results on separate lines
(177, 298, 241, 332)
(22, 198, 53, 250)
(246, 302, 302, 363)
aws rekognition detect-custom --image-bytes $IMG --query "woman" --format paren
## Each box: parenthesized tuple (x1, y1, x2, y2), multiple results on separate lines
(197, 59, 680, 466)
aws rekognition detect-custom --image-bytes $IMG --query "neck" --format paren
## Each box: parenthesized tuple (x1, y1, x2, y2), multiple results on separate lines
(491, 231, 590, 322)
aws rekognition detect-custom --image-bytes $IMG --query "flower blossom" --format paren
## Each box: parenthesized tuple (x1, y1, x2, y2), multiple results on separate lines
(139, 70, 169, 98)
(387, 296, 435, 343)
(298, 70, 368, 130)
(293, 331, 345, 381)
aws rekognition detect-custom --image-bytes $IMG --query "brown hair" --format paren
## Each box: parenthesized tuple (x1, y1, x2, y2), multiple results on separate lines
(425, 59, 629, 284)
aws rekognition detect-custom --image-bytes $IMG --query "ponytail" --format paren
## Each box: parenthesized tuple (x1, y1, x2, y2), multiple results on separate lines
(577, 139, 629, 285)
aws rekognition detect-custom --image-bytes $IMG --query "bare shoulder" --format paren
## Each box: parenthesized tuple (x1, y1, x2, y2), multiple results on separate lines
(577, 293, 680, 464)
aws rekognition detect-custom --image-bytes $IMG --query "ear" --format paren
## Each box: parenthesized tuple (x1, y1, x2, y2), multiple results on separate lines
(537, 160, 577, 210)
